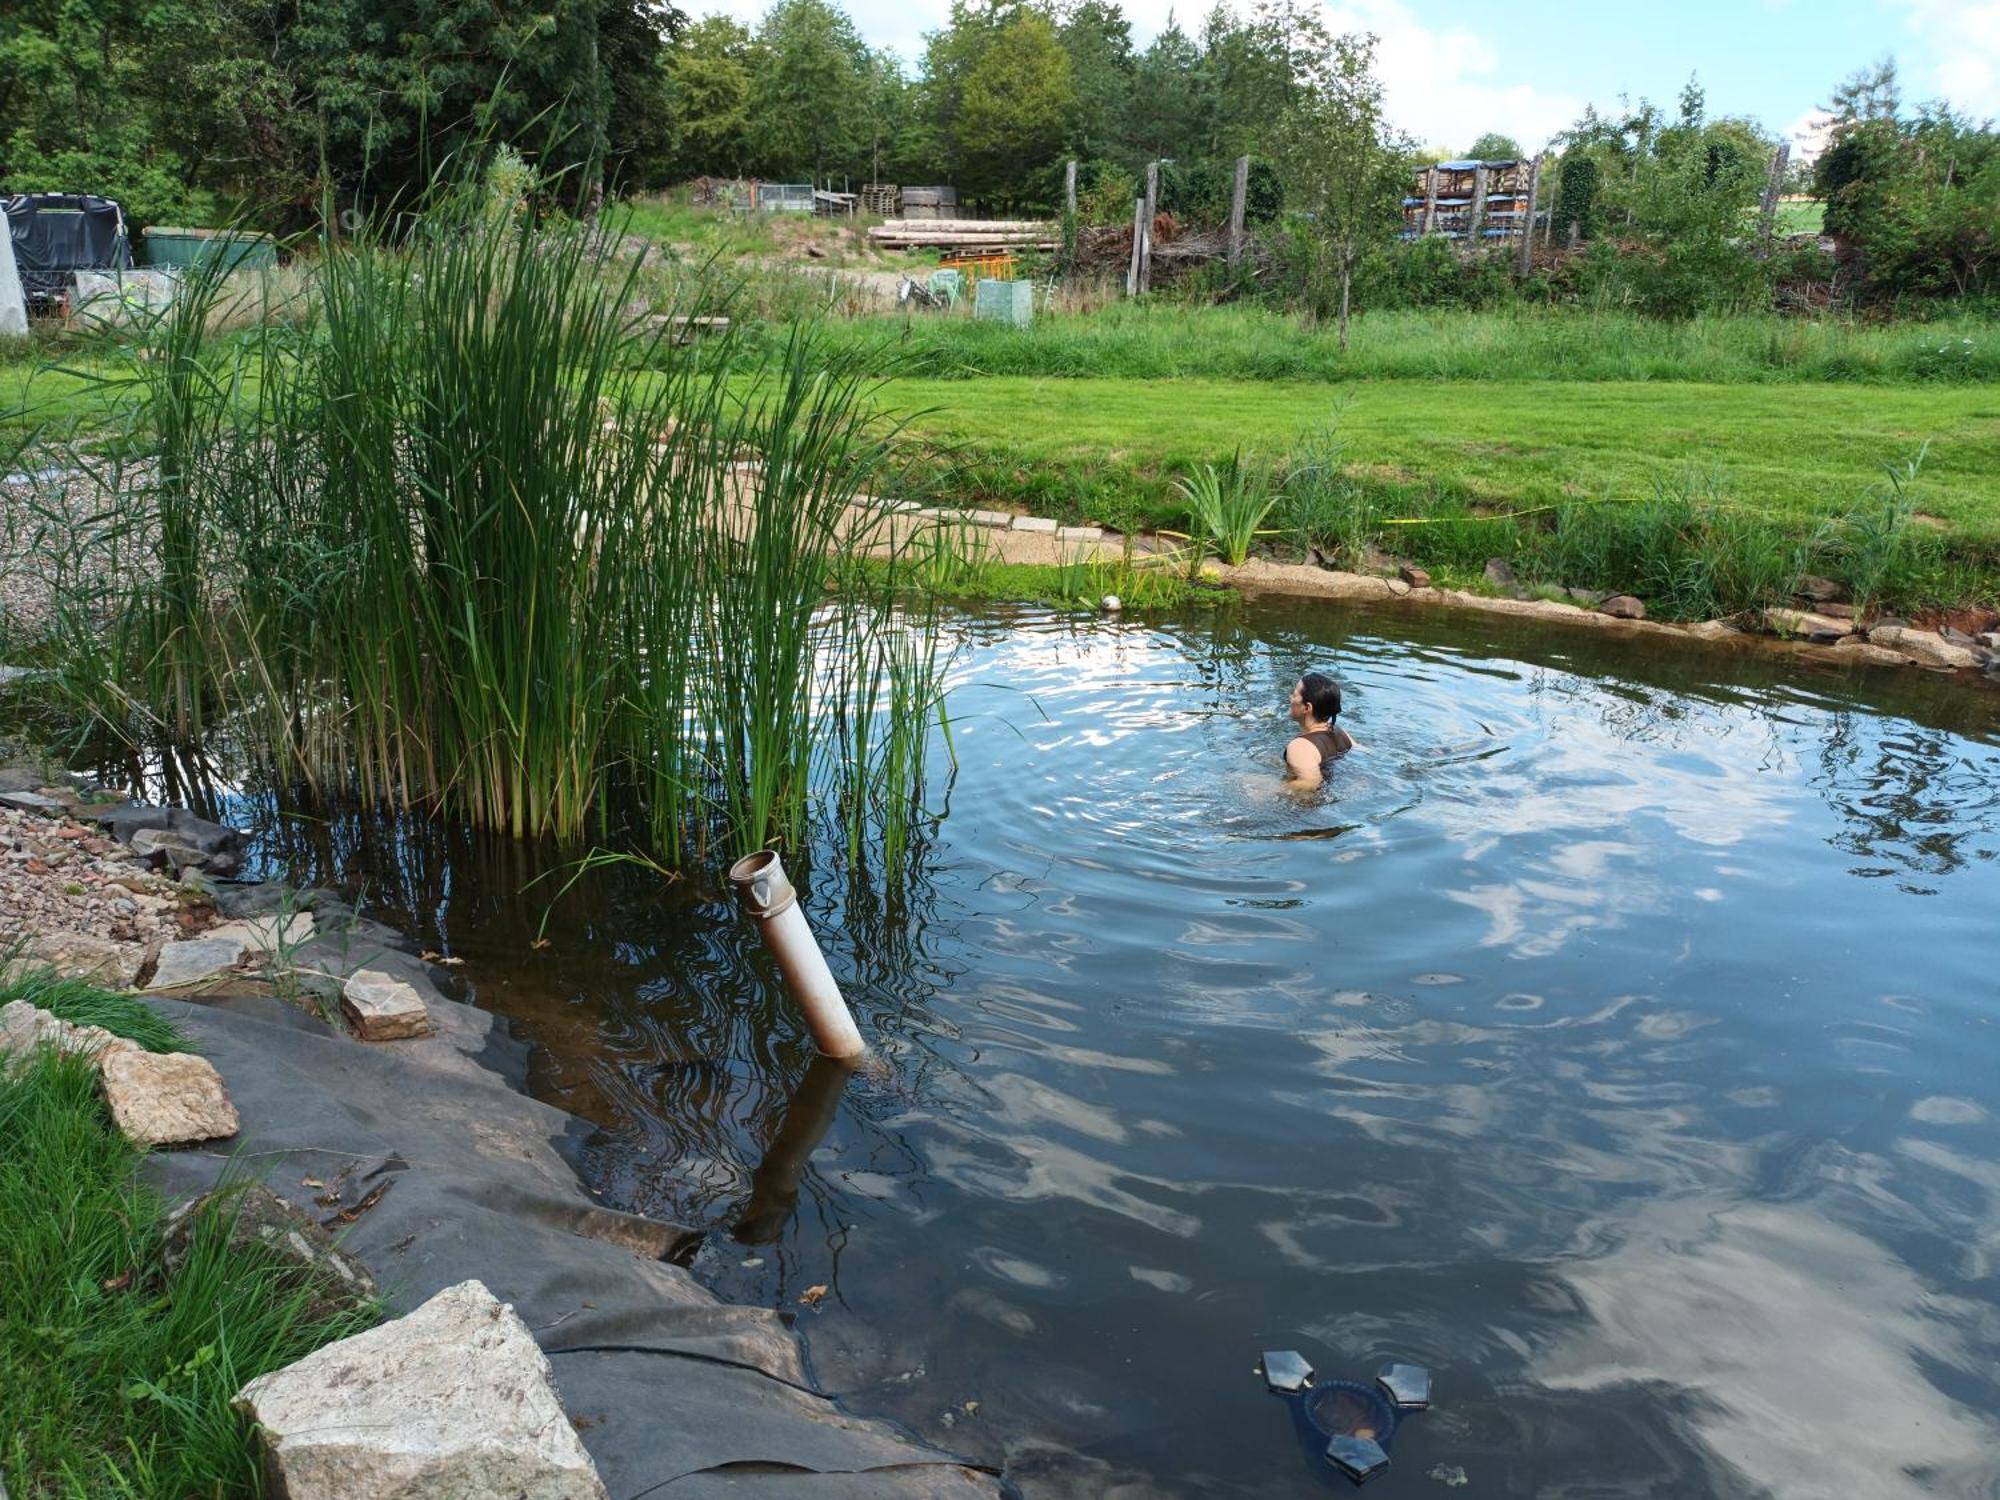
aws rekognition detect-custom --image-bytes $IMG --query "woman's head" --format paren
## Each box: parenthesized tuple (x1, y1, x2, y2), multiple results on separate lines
(1291, 672, 1342, 726)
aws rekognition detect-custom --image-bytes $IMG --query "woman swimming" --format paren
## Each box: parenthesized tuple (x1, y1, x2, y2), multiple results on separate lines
(1283, 672, 1355, 787)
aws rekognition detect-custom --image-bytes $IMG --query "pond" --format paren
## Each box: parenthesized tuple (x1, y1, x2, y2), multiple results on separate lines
(256, 598, 2000, 1497)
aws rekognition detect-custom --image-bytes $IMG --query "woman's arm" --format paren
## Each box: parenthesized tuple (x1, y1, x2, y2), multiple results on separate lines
(1284, 735, 1324, 784)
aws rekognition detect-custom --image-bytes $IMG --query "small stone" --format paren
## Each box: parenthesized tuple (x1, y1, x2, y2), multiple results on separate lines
(1867, 625, 1978, 670)
(1261, 1349, 1315, 1393)
(1385, 577, 1411, 597)
(1599, 595, 1646, 621)
(1398, 563, 1431, 589)
(1942, 626, 1979, 648)
(206, 910, 315, 954)
(1482, 557, 1518, 590)
(99, 1049, 239, 1147)
(162, 1184, 376, 1320)
(1009, 515, 1057, 533)
(1980, 631, 2000, 651)
(341, 969, 432, 1041)
(130, 827, 213, 871)
(1795, 575, 1846, 604)
(1099, 595, 1122, 613)
(0, 789, 64, 814)
(234, 1279, 609, 1500)
(145, 934, 250, 992)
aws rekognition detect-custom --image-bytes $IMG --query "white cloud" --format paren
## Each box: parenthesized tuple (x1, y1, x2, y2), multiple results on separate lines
(1897, 0, 2000, 117)
(1317, 0, 1583, 152)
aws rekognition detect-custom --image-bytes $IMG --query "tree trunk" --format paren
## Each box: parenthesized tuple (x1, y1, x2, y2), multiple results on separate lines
(1338, 261, 1352, 351)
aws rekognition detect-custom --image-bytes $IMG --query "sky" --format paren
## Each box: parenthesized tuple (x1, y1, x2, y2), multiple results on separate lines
(696, 0, 2000, 156)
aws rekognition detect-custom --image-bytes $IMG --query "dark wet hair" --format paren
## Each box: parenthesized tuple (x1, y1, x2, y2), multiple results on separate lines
(1299, 672, 1342, 722)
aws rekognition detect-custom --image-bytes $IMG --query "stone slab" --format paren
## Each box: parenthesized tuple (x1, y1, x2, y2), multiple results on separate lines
(1009, 515, 1058, 532)
(1056, 525, 1104, 541)
(236, 1279, 608, 1500)
(145, 934, 251, 992)
(0, 789, 64, 814)
(1868, 625, 1978, 670)
(341, 967, 433, 1041)
(964, 509, 1012, 528)
(207, 910, 316, 954)
(100, 1048, 239, 1147)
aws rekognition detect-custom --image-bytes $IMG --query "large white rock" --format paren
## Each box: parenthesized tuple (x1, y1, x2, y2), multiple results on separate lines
(340, 969, 432, 1041)
(99, 1048, 239, 1147)
(0, 998, 134, 1068)
(235, 1279, 608, 1500)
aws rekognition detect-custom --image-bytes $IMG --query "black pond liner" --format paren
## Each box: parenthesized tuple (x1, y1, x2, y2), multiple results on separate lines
(1285, 1378, 1401, 1485)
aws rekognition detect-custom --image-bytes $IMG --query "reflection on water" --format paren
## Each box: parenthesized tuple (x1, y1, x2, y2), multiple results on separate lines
(242, 599, 2000, 1498)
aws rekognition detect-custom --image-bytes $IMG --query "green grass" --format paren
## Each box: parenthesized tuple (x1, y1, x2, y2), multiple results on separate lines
(0, 965, 190, 1052)
(877, 376, 2000, 546)
(801, 303, 2000, 385)
(0, 980, 376, 1497)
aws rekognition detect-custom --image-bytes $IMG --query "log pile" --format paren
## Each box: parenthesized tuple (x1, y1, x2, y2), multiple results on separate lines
(868, 218, 1058, 251)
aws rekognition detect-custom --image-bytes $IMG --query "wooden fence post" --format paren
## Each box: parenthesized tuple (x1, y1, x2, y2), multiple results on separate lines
(1126, 196, 1144, 295)
(1759, 142, 1790, 247)
(1420, 163, 1439, 236)
(1468, 164, 1488, 247)
(1516, 155, 1543, 276)
(1139, 160, 1159, 293)
(1229, 154, 1249, 264)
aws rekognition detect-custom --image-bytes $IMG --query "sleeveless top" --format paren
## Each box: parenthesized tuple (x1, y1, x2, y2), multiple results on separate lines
(1303, 725, 1353, 771)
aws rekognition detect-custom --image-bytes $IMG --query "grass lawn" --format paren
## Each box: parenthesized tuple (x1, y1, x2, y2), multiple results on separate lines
(877, 376, 2000, 543)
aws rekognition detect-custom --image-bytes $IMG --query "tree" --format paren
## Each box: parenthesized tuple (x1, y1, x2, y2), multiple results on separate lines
(1826, 57, 1900, 127)
(957, 11, 1074, 206)
(746, 0, 870, 180)
(1124, 14, 1206, 161)
(1275, 31, 1409, 347)
(1057, 0, 1134, 161)
(667, 16, 756, 176)
(1465, 131, 1521, 160)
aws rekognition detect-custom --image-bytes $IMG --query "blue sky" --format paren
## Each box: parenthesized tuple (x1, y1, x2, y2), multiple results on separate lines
(699, 0, 1999, 154)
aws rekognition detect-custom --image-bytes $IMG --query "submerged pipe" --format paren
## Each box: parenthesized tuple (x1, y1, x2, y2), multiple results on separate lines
(727, 850, 866, 1060)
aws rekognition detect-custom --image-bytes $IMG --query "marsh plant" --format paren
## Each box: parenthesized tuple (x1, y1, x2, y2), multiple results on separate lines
(1174, 448, 1278, 566)
(21, 196, 953, 885)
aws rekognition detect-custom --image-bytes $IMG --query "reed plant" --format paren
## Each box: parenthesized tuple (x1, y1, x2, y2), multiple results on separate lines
(18, 188, 955, 891)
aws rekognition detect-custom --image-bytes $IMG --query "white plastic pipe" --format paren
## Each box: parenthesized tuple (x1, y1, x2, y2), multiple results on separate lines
(728, 850, 865, 1059)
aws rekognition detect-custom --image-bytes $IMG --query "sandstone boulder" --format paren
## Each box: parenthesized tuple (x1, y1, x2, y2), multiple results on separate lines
(1599, 595, 1646, 621)
(1867, 625, 1978, 670)
(235, 1279, 608, 1500)
(163, 1184, 376, 1320)
(9, 928, 144, 987)
(1836, 641, 1918, 669)
(99, 1048, 239, 1147)
(0, 998, 134, 1069)
(340, 969, 433, 1041)
(1795, 575, 1846, 604)
(1765, 607, 1854, 640)
(1482, 557, 1519, 591)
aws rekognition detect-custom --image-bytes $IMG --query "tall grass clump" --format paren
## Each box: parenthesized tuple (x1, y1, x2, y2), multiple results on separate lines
(1174, 448, 1277, 566)
(20, 188, 954, 888)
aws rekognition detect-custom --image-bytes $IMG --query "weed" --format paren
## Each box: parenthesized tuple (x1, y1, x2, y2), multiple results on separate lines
(1174, 449, 1278, 566)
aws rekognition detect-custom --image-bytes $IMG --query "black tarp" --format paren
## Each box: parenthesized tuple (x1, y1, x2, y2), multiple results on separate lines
(3, 193, 130, 309)
(134, 897, 1008, 1499)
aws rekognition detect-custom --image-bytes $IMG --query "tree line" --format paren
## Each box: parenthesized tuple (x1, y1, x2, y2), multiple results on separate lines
(2, 0, 1991, 310)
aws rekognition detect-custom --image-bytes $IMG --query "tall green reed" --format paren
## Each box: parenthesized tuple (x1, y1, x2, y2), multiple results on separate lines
(20, 192, 956, 890)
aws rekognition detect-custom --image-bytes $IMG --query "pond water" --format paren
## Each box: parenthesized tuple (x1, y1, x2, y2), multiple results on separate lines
(257, 599, 2000, 1497)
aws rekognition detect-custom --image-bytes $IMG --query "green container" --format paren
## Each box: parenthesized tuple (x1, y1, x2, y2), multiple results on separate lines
(143, 227, 278, 271)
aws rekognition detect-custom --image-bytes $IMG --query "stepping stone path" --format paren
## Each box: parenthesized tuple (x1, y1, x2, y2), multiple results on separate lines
(235, 1279, 609, 1500)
